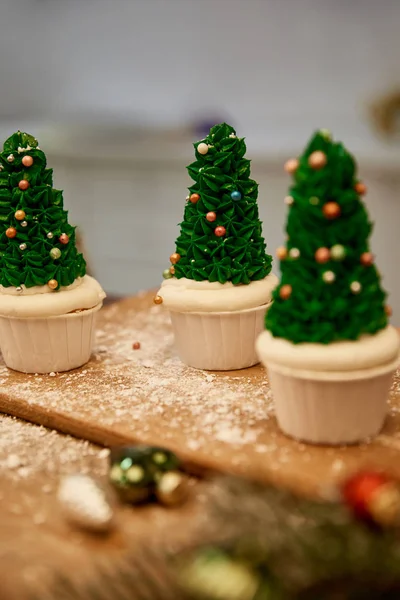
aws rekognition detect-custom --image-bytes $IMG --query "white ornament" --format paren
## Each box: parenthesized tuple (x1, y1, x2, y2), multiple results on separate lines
(21, 221, 28, 227)
(0, 165, 3, 172)
(284, 196, 294, 206)
(126, 465, 145, 483)
(289, 248, 300, 259)
(47, 232, 54, 239)
(323, 270, 335, 283)
(197, 142, 209, 155)
(186, 195, 190, 201)
(350, 281, 362, 294)
(19, 243, 27, 251)
(16, 286, 23, 293)
(7, 154, 14, 163)
(229, 133, 237, 138)
(58, 474, 114, 533)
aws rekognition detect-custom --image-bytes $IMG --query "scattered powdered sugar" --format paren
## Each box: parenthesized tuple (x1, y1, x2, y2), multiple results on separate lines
(0, 415, 107, 482)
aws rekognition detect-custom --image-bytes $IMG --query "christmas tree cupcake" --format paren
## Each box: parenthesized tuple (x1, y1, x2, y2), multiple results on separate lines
(157, 123, 278, 370)
(256, 130, 400, 444)
(0, 131, 105, 373)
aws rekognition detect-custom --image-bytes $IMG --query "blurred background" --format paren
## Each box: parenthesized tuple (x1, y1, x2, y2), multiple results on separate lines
(0, 0, 399, 318)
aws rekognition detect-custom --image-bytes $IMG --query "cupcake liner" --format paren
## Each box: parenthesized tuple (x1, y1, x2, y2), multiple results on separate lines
(266, 359, 399, 444)
(0, 303, 102, 374)
(170, 303, 270, 371)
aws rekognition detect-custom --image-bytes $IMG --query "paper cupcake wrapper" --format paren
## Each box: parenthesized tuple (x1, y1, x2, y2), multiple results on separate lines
(0, 303, 102, 374)
(266, 359, 398, 444)
(170, 303, 270, 371)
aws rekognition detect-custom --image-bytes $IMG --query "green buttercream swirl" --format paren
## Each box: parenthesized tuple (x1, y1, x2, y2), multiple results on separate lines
(0, 131, 86, 289)
(266, 130, 388, 344)
(173, 123, 272, 285)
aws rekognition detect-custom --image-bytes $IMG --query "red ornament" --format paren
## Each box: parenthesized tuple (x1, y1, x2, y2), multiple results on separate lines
(360, 252, 374, 266)
(132, 342, 141, 350)
(385, 305, 393, 317)
(59, 233, 70, 245)
(284, 158, 299, 174)
(342, 471, 400, 527)
(276, 246, 287, 260)
(170, 252, 181, 264)
(315, 247, 330, 263)
(322, 202, 341, 219)
(354, 182, 367, 195)
(206, 211, 217, 222)
(18, 179, 29, 191)
(214, 226, 226, 237)
(14, 210, 26, 221)
(279, 284, 292, 300)
(153, 295, 163, 305)
(308, 151, 327, 170)
(189, 193, 200, 204)
(169, 266, 175, 275)
(22, 156, 34, 167)
(5, 227, 17, 239)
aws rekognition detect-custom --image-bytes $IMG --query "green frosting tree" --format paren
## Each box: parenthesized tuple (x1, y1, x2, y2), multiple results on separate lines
(266, 130, 388, 344)
(167, 123, 272, 285)
(0, 131, 86, 290)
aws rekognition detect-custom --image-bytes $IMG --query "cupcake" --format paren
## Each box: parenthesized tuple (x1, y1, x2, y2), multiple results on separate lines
(157, 123, 278, 371)
(257, 130, 400, 444)
(0, 131, 105, 374)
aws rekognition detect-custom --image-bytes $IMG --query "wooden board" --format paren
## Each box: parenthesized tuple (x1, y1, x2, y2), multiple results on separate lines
(0, 414, 207, 600)
(1, 291, 400, 498)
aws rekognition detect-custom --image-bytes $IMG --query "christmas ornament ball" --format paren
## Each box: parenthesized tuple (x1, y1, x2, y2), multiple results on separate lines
(169, 266, 175, 275)
(197, 142, 209, 155)
(5, 227, 17, 238)
(355, 182, 367, 195)
(323, 202, 341, 219)
(47, 279, 58, 290)
(7, 154, 14, 163)
(132, 341, 141, 350)
(289, 247, 300, 259)
(276, 246, 287, 260)
(315, 247, 330, 263)
(189, 193, 200, 204)
(18, 179, 30, 191)
(284, 158, 299, 174)
(163, 268, 172, 279)
(308, 151, 327, 170)
(214, 226, 226, 237)
(360, 252, 374, 266)
(21, 220, 28, 228)
(279, 284, 292, 300)
(341, 471, 400, 526)
(153, 295, 163, 305)
(331, 244, 346, 261)
(385, 305, 393, 317)
(14, 210, 26, 221)
(206, 211, 217, 222)
(323, 270, 335, 283)
(284, 196, 294, 206)
(47, 232, 54, 239)
(50, 248, 62, 260)
(350, 281, 362, 294)
(156, 471, 189, 507)
(59, 233, 69, 245)
(22, 155, 34, 167)
(170, 252, 181, 264)
(230, 190, 242, 201)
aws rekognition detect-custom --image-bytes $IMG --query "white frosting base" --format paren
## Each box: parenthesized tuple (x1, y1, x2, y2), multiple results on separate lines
(256, 326, 400, 372)
(0, 275, 106, 318)
(158, 273, 279, 313)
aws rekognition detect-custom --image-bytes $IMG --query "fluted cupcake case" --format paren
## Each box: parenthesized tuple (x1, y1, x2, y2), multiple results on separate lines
(258, 130, 399, 444)
(157, 123, 277, 371)
(0, 131, 105, 374)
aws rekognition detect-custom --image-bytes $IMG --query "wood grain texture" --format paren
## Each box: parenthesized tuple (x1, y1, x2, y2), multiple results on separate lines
(0, 291, 399, 498)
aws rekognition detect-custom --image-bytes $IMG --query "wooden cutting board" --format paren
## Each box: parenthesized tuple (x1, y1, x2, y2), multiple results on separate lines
(1, 291, 400, 498)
